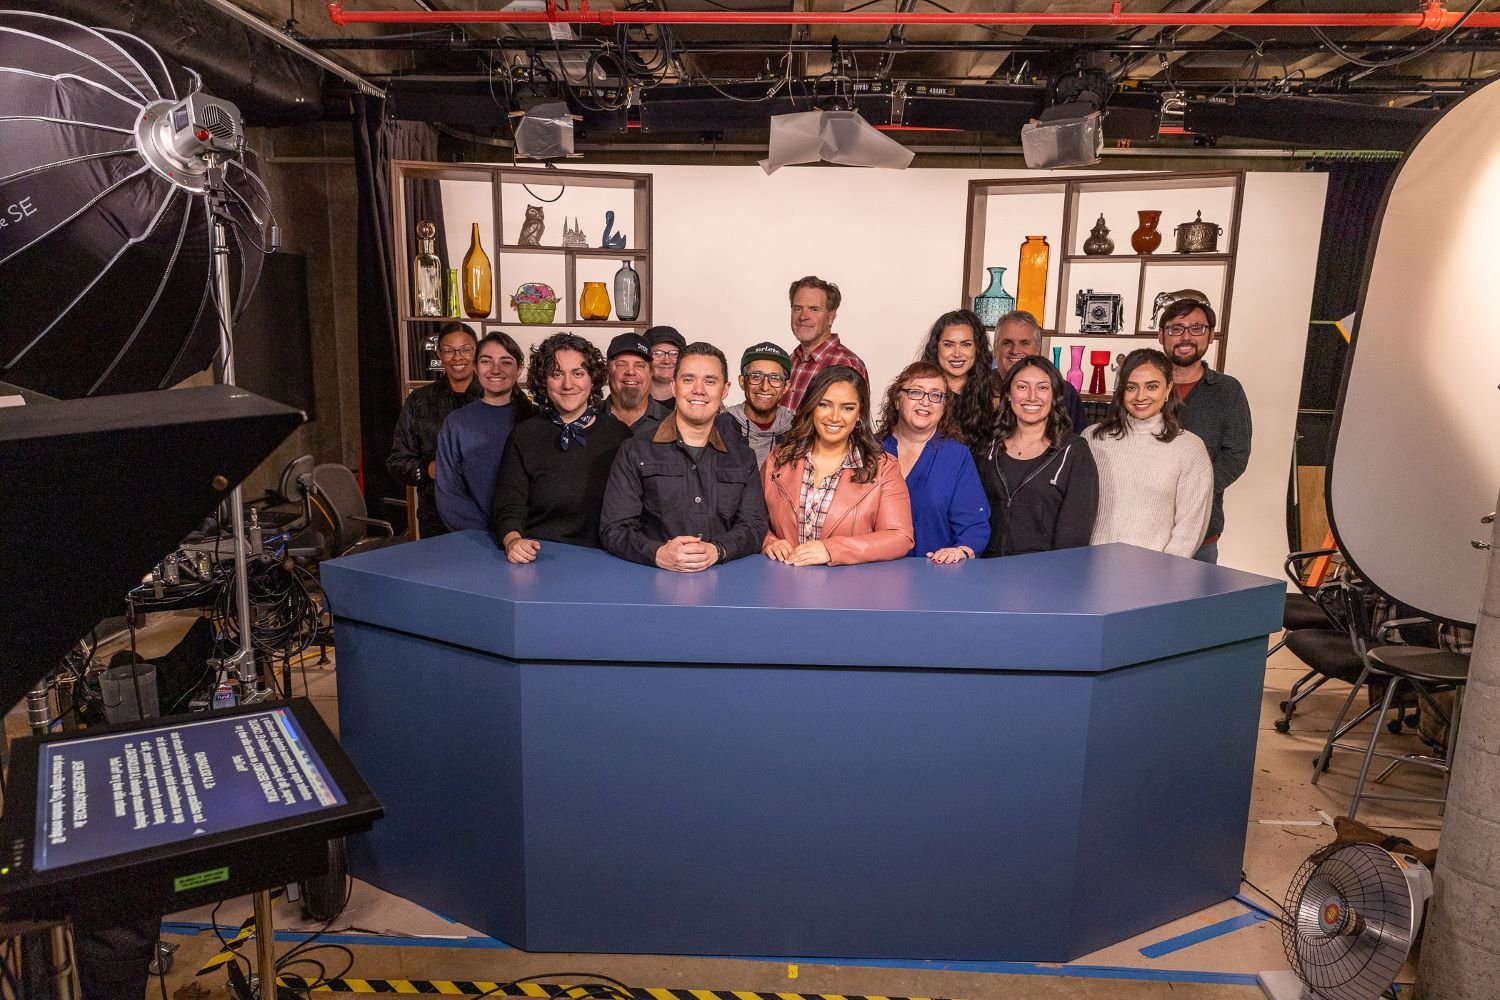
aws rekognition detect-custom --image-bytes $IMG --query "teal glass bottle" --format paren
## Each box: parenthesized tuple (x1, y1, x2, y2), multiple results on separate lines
(972, 266, 1016, 329)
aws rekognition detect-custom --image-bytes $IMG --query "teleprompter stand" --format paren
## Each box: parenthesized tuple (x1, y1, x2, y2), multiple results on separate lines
(0, 386, 381, 998)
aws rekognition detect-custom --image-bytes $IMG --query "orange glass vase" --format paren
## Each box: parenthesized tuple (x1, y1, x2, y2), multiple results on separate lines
(579, 281, 611, 320)
(1015, 235, 1049, 323)
(461, 222, 492, 318)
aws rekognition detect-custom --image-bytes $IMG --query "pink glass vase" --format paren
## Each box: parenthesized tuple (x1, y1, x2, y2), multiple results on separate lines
(1066, 345, 1085, 391)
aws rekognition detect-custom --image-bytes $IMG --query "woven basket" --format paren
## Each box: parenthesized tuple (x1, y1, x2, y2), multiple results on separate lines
(516, 301, 557, 324)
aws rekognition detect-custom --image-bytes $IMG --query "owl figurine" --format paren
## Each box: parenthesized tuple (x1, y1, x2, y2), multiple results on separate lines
(518, 204, 545, 246)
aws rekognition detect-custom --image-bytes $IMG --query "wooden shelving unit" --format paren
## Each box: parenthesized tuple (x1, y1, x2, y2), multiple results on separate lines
(962, 170, 1245, 402)
(391, 162, 654, 388)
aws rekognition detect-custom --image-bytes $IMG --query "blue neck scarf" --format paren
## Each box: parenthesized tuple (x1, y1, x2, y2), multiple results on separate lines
(549, 406, 596, 450)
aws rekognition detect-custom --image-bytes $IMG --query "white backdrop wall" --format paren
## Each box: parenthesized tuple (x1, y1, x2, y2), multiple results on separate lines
(438, 166, 1326, 580)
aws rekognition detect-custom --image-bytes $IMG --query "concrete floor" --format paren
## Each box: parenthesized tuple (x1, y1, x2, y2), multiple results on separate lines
(48, 614, 1449, 999)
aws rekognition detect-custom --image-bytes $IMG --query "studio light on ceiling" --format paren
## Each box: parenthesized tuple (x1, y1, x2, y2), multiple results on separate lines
(760, 109, 915, 174)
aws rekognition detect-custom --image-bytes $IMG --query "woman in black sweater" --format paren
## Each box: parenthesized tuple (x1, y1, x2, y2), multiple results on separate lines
(975, 355, 1099, 557)
(490, 333, 630, 561)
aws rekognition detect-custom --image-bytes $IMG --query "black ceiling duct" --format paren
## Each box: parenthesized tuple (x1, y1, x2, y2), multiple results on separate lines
(1184, 96, 1435, 150)
(900, 83, 1044, 133)
(3, 0, 323, 124)
(640, 82, 893, 134)
(387, 78, 626, 135)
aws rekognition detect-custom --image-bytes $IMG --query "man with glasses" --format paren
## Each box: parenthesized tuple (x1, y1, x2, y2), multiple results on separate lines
(725, 342, 794, 468)
(388, 321, 482, 539)
(644, 325, 686, 410)
(1157, 298, 1251, 564)
(601, 333, 669, 434)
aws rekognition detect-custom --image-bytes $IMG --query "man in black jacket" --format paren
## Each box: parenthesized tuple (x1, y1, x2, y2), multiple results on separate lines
(600, 343, 768, 570)
(387, 322, 481, 538)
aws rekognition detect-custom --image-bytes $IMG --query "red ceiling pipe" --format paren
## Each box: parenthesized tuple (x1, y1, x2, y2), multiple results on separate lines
(326, 1, 1500, 30)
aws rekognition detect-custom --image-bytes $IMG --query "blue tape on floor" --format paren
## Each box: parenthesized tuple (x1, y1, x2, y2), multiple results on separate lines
(1139, 910, 1271, 958)
(159, 921, 1261, 986)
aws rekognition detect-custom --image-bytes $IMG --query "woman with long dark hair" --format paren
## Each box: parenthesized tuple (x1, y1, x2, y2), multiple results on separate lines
(761, 365, 914, 565)
(975, 355, 1098, 557)
(918, 309, 995, 447)
(1087, 348, 1212, 557)
(877, 361, 989, 563)
(490, 332, 631, 562)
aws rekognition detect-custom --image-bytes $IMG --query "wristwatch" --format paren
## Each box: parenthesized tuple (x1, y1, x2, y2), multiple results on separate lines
(712, 540, 727, 564)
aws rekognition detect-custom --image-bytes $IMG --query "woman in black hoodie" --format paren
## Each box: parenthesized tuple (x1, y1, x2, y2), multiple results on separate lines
(974, 355, 1099, 557)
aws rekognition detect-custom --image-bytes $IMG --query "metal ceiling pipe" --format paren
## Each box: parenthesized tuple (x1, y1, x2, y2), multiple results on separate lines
(207, 0, 384, 97)
(327, 2, 1500, 29)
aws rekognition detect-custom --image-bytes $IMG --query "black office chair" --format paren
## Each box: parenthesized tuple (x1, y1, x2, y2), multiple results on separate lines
(1314, 581, 1452, 809)
(1273, 549, 1357, 732)
(309, 463, 397, 557)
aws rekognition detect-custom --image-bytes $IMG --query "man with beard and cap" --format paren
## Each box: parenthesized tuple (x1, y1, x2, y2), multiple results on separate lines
(388, 321, 482, 538)
(1156, 298, 1251, 564)
(644, 325, 686, 410)
(601, 332, 670, 434)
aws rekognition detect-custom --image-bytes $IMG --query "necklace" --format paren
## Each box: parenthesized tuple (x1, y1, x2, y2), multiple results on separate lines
(1006, 435, 1049, 458)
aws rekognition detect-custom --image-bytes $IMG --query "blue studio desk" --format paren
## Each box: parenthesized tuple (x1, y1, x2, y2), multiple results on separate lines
(321, 531, 1282, 962)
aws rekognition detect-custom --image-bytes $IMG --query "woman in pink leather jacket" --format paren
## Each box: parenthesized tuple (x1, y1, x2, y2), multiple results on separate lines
(761, 365, 914, 565)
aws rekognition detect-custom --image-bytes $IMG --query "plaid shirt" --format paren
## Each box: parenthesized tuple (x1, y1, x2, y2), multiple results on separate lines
(797, 451, 859, 543)
(784, 334, 869, 411)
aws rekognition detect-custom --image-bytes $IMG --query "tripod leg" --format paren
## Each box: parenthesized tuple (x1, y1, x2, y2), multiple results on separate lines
(252, 890, 276, 999)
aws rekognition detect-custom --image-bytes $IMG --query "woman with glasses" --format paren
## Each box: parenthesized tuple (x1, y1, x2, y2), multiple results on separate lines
(976, 355, 1098, 557)
(918, 309, 996, 448)
(761, 366, 914, 565)
(1087, 348, 1212, 557)
(876, 362, 989, 563)
(490, 333, 631, 563)
(387, 322, 482, 539)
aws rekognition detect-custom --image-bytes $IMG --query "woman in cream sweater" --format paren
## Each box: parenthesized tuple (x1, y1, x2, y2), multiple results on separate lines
(1086, 349, 1213, 558)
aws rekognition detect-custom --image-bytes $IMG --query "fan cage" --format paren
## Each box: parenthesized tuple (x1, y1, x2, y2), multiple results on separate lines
(1281, 843, 1414, 1000)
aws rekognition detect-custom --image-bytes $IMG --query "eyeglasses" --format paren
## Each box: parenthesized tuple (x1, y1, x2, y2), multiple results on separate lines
(900, 388, 948, 404)
(650, 348, 679, 360)
(1162, 323, 1211, 338)
(744, 372, 788, 386)
(438, 345, 475, 358)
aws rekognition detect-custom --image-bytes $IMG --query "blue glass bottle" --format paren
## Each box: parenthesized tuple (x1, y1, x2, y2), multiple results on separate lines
(972, 266, 1015, 329)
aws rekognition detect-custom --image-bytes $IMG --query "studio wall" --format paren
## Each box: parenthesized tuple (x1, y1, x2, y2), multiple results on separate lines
(439, 165, 1327, 580)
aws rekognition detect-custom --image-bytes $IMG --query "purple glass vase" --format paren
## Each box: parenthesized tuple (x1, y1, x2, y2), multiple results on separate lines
(1066, 345, 1085, 391)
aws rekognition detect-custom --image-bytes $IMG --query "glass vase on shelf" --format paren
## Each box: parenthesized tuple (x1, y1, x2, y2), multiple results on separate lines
(1016, 235, 1049, 322)
(461, 222, 492, 318)
(613, 260, 641, 322)
(412, 220, 443, 317)
(1066, 345, 1085, 391)
(579, 281, 611, 321)
(972, 266, 1015, 329)
(1051, 346, 1062, 370)
(1088, 350, 1112, 395)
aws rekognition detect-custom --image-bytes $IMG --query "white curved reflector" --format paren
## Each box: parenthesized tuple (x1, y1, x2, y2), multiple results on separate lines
(1328, 79, 1500, 625)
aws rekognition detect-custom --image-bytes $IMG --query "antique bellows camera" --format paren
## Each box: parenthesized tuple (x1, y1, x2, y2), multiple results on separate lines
(1075, 289, 1124, 334)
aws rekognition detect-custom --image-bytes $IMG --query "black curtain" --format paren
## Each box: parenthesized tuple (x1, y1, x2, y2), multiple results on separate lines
(1300, 158, 1398, 413)
(1290, 157, 1397, 548)
(352, 95, 446, 509)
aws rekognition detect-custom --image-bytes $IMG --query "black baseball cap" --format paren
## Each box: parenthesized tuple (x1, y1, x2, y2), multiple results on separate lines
(644, 326, 685, 350)
(607, 333, 651, 361)
(740, 341, 792, 374)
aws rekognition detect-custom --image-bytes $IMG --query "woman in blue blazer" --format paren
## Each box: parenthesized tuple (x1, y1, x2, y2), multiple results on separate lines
(877, 361, 991, 562)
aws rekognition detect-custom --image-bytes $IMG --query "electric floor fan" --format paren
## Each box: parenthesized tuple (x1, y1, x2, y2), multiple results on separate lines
(1259, 842, 1433, 1000)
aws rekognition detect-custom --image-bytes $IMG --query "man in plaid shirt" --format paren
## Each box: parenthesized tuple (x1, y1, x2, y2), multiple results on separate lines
(782, 275, 868, 410)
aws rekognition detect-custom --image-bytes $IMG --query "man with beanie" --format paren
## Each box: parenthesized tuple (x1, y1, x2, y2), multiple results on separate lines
(601, 332, 670, 434)
(725, 341, 794, 468)
(644, 325, 686, 410)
